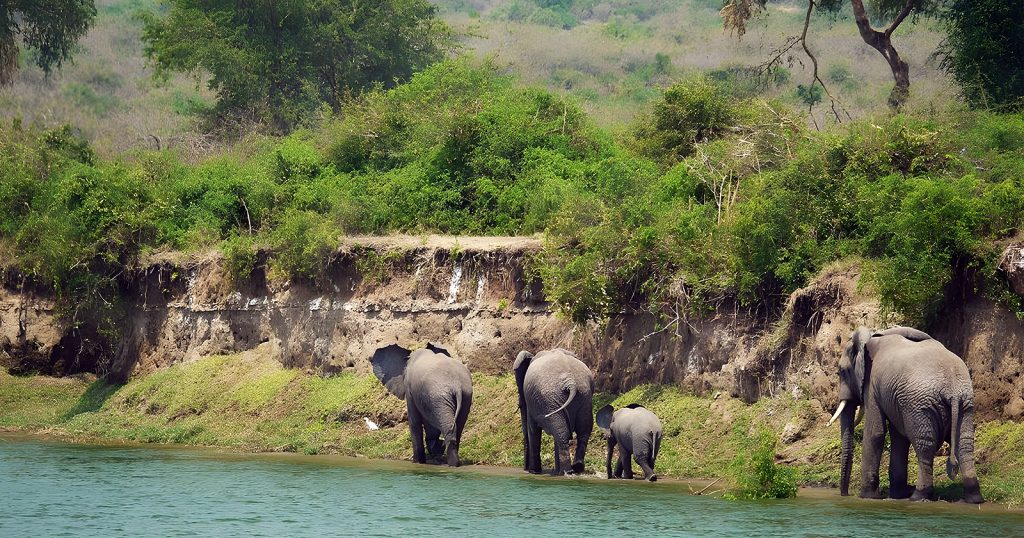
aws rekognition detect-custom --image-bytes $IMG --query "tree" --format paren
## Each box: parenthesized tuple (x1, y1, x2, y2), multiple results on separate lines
(721, 0, 944, 111)
(141, 0, 452, 132)
(940, 0, 1024, 110)
(0, 0, 97, 85)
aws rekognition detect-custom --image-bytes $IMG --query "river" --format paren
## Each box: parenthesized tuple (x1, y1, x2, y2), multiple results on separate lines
(2, 436, 1021, 537)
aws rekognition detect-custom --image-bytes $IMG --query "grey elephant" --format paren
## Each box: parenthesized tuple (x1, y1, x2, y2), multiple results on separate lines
(371, 343, 473, 467)
(513, 348, 594, 475)
(596, 403, 662, 481)
(830, 326, 983, 503)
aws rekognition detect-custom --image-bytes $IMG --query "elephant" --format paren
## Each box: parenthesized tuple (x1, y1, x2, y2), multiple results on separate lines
(371, 342, 473, 467)
(513, 348, 594, 475)
(596, 403, 662, 481)
(830, 326, 983, 503)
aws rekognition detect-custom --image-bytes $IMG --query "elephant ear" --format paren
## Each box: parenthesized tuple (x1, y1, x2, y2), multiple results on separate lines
(596, 404, 615, 438)
(852, 326, 872, 403)
(513, 351, 534, 403)
(371, 344, 411, 400)
(874, 326, 932, 342)
(426, 342, 451, 357)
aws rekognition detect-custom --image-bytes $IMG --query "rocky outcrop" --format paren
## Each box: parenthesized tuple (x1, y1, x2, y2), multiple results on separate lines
(3, 236, 1023, 421)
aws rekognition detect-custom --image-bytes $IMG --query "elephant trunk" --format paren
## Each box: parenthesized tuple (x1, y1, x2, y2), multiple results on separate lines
(839, 401, 856, 496)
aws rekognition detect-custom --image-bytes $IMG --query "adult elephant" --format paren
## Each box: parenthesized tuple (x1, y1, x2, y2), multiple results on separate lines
(513, 348, 594, 475)
(830, 326, 983, 503)
(371, 342, 473, 467)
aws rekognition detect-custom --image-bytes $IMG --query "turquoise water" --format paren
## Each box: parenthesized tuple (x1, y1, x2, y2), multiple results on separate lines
(2, 437, 1022, 537)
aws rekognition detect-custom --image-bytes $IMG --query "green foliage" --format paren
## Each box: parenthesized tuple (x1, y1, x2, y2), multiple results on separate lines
(796, 84, 823, 109)
(221, 234, 257, 283)
(727, 430, 798, 500)
(633, 76, 741, 168)
(140, 0, 452, 132)
(269, 209, 337, 282)
(0, 0, 97, 84)
(940, 0, 1024, 110)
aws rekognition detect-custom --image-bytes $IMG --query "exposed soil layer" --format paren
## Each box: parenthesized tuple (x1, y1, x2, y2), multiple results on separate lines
(2, 236, 1023, 420)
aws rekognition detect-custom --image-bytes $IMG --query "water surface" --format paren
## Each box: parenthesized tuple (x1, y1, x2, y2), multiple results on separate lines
(2, 436, 1021, 537)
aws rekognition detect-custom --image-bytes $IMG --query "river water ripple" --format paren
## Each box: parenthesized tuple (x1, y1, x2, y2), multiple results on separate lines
(2, 437, 1021, 537)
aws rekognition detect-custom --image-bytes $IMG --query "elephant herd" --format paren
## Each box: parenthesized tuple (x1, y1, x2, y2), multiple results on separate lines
(370, 325, 984, 503)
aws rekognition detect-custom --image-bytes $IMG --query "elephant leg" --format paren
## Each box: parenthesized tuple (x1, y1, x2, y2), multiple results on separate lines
(546, 414, 574, 475)
(620, 449, 635, 479)
(613, 455, 624, 478)
(888, 428, 913, 499)
(446, 403, 470, 468)
(910, 439, 938, 501)
(634, 450, 659, 479)
(957, 411, 983, 504)
(859, 402, 886, 499)
(605, 437, 617, 479)
(519, 405, 530, 471)
(526, 419, 543, 474)
(424, 423, 443, 464)
(571, 405, 592, 474)
(407, 400, 426, 464)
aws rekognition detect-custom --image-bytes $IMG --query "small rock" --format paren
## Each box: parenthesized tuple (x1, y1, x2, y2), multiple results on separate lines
(791, 385, 804, 399)
(713, 391, 721, 400)
(781, 421, 804, 444)
(1005, 395, 1024, 419)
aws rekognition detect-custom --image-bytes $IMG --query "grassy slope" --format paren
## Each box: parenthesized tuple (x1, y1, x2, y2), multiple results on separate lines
(3, 346, 1021, 505)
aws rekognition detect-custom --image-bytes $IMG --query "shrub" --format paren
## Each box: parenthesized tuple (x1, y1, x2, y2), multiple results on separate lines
(727, 430, 798, 500)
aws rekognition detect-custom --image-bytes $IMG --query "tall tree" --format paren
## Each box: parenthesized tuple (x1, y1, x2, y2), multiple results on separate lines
(940, 0, 1024, 110)
(721, 0, 944, 111)
(141, 0, 452, 132)
(0, 0, 96, 85)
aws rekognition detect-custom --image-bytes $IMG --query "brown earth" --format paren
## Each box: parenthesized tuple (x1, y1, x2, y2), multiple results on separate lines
(2, 236, 1023, 421)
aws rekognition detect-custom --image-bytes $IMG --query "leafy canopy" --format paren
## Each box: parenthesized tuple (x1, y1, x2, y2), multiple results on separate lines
(141, 0, 452, 132)
(941, 0, 1024, 110)
(0, 0, 97, 84)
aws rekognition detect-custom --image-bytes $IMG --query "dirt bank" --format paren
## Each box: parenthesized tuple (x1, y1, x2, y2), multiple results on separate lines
(2, 236, 1023, 421)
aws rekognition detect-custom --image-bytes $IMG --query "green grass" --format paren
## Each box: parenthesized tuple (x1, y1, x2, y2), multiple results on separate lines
(2, 352, 1022, 505)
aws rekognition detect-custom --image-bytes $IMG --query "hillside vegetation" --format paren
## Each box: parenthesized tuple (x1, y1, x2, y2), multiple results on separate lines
(2, 60, 1022, 343)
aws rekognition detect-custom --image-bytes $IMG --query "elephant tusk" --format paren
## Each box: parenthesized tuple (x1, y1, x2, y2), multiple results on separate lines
(828, 400, 847, 426)
(854, 406, 863, 426)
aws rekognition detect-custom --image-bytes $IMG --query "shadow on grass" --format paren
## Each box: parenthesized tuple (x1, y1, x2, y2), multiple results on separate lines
(61, 378, 122, 420)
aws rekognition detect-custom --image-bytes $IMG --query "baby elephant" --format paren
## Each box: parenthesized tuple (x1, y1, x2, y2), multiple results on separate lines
(596, 404, 662, 481)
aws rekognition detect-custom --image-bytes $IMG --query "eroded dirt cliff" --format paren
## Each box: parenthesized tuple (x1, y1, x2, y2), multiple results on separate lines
(2, 237, 1023, 420)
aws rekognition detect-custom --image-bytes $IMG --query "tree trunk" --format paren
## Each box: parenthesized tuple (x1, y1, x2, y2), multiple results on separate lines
(850, 0, 912, 110)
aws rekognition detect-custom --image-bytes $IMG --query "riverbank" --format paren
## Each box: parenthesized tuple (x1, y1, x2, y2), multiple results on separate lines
(3, 345, 1022, 506)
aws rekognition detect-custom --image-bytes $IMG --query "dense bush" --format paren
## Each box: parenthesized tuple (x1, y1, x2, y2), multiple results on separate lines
(2, 63, 1022, 339)
(726, 430, 798, 500)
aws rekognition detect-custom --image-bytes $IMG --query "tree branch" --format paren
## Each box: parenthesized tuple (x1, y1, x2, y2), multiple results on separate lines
(884, 0, 916, 38)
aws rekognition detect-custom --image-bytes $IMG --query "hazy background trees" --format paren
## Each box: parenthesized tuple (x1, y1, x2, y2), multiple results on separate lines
(140, 0, 452, 132)
(0, 0, 96, 84)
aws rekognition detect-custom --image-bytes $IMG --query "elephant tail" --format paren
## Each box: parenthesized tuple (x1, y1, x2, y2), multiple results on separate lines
(449, 388, 463, 442)
(543, 377, 577, 420)
(947, 395, 962, 480)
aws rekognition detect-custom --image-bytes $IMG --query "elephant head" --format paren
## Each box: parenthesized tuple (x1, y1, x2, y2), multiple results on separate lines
(372, 342, 451, 399)
(833, 326, 871, 496)
(371, 344, 412, 399)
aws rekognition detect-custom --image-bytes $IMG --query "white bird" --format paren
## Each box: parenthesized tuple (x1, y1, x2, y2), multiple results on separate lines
(363, 417, 380, 431)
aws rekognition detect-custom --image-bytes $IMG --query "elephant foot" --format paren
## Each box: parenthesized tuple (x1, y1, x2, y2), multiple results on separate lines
(571, 462, 585, 474)
(910, 487, 934, 502)
(858, 489, 884, 500)
(646, 475, 658, 483)
(888, 484, 915, 499)
(526, 468, 543, 475)
(962, 478, 984, 504)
